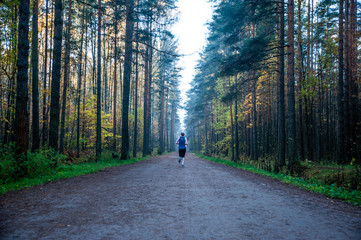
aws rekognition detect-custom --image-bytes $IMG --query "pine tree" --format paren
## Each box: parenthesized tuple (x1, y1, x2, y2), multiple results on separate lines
(121, 0, 134, 159)
(31, 0, 40, 151)
(49, 0, 63, 151)
(14, 0, 30, 154)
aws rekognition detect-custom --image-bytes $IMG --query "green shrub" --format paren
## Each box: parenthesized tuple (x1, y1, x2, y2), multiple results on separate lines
(0, 144, 67, 183)
(0, 143, 18, 184)
(38, 147, 67, 165)
(25, 152, 55, 178)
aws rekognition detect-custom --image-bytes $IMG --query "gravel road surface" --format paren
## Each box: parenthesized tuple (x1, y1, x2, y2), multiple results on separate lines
(1, 152, 360, 239)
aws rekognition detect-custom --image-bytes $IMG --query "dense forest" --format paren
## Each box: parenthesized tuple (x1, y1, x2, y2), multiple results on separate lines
(0, 0, 360, 182)
(0, 0, 182, 160)
(185, 0, 360, 172)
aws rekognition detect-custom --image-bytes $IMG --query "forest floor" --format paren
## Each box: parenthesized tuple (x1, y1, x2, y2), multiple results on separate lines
(1, 152, 361, 239)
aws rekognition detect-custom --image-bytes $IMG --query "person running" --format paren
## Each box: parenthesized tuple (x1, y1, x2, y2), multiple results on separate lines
(176, 132, 188, 167)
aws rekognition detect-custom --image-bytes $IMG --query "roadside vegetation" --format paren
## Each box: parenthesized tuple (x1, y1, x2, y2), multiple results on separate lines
(0, 143, 150, 194)
(196, 153, 361, 207)
(185, 0, 361, 199)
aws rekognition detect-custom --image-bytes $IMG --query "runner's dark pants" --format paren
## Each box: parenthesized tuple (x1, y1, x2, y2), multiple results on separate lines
(179, 148, 186, 158)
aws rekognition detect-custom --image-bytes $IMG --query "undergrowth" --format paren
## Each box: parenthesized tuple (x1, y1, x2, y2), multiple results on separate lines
(0, 144, 149, 194)
(196, 153, 361, 207)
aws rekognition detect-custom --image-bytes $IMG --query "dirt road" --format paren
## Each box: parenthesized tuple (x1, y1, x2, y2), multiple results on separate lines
(1, 152, 360, 239)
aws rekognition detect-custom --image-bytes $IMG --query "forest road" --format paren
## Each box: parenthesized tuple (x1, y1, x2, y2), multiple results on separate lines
(1, 152, 361, 240)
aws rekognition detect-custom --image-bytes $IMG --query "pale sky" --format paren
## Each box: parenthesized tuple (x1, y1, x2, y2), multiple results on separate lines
(172, 0, 213, 130)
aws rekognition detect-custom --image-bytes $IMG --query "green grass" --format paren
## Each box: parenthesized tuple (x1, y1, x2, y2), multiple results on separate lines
(195, 153, 361, 207)
(1, 152, 149, 194)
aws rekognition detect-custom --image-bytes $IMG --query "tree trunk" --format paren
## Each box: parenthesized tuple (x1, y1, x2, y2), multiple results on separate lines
(143, 16, 152, 156)
(344, 0, 350, 162)
(228, 76, 235, 162)
(60, 0, 73, 154)
(159, 74, 165, 154)
(133, 11, 139, 157)
(337, 0, 345, 164)
(148, 24, 154, 154)
(3, 4, 18, 144)
(165, 88, 169, 152)
(297, 0, 305, 161)
(76, 2, 85, 155)
(252, 74, 258, 161)
(82, 6, 89, 150)
(121, 0, 134, 160)
(204, 97, 208, 155)
(113, 3, 118, 151)
(96, 0, 102, 159)
(103, 27, 108, 114)
(49, 0, 63, 151)
(234, 74, 239, 161)
(349, 0, 359, 163)
(92, 28, 96, 95)
(42, 0, 49, 146)
(3, 75, 15, 144)
(287, 0, 297, 172)
(143, 42, 149, 155)
(170, 101, 175, 151)
(14, 0, 30, 155)
(31, 0, 40, 151)
(277, 0, 286, 170)
(306, 0, 311, 74)
(310, 0, 314, 72)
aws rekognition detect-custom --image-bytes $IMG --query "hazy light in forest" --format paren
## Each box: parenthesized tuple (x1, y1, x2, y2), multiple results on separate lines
(172, 0, 213, 130)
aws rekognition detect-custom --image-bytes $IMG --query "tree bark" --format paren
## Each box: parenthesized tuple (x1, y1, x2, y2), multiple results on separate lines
(234, 74, 239, 161)
(49, 0, 63, 151)
(306, 0, 311, 74)
(228, 76, 235, 162)
(132, 12, 139, 157)
(103, 27, 108, 114)
(121, 0, 134, 160)
(60, 0, 73, 154)
(31, 0, 40, 151)
(113, 3, 118, 151)
(277, 0, 286, 170)
(76, 3, 85, 155)
(159, 73, 165, 154)
(337, 0, 345, 164)
(143, 15, 152, 156)
(165, 88, 169, 152)
(170, 101, 175, 151)
(3, 4, 18, 145)
(96, 0, 102, 159)
(14, 0, 30, 155)
(349, 0, 359, 162)
(287, 0, 297, 171)
(42, 0, 49, 146)
(82, 6, 89, 150)
(344, 0, 350, 161)
(252, 73, 258, 161)
(297, 0, 305, 161)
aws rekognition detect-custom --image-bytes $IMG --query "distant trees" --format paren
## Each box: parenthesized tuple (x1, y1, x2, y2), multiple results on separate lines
(185, 0, 360, 169)
(0, 0, 181, 158)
